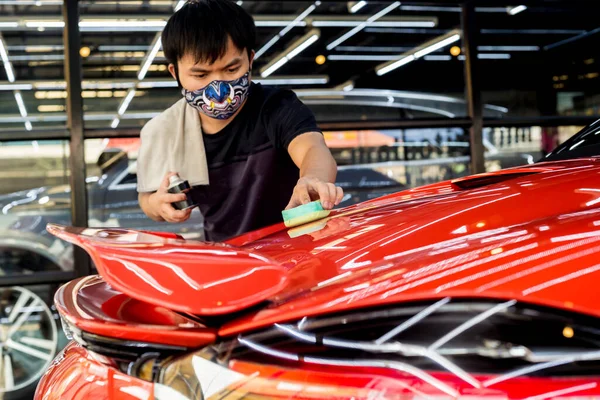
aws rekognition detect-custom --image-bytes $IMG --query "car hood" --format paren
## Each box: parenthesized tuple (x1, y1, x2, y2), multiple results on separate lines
(49, 158, 600, 334)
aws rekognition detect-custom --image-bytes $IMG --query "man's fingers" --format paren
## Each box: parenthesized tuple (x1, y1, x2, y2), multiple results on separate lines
(160, 171, 178, 191)
(296, 185, 312, 205)
(313, 182, 332, 209)
(161, 193, 187, 204)
(335, 186, 344, 205)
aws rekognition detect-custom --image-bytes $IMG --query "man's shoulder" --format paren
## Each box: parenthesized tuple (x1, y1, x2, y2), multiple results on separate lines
(141, 98, 187, 138)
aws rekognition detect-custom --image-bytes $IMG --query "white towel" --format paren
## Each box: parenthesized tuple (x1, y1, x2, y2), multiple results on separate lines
(137, 98, 210, 192)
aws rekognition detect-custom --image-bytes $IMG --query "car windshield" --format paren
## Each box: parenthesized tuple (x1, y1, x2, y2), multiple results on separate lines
(542, 120, 600, 162)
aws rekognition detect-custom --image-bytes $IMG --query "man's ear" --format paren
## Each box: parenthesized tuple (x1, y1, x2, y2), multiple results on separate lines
(249, 50, 255, 70)
(168, 63, 177, 80)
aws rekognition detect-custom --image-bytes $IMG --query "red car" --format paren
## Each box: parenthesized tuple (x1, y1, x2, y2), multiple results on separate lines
(35, 123, 600, 399)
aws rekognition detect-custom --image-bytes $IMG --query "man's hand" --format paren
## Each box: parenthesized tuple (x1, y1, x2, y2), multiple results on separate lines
(285, 176, 344, 210)
(139, 172, 193, 223)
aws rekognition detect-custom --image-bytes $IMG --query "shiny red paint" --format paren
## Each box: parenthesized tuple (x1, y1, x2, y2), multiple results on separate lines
(38, 157, 600, 400)
(228, 360, 600, 398)
(47, 224, 289, 315)
(220, 158, 600, 335)
(35, 342, 154, 400)
(55, 275, 216, 348)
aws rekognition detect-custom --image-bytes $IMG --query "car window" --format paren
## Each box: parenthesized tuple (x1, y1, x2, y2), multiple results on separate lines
(543, 120, 600, 162)
(119, 173, 137, 185)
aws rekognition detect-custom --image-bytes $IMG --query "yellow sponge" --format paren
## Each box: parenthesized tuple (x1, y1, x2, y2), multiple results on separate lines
(282, 200, 331, 228)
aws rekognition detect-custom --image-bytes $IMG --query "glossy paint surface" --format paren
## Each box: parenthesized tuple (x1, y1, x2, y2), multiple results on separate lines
(39, 157, 600, 399)
(47, 224, 288, 315)
(35, 343, 154, 400)
(55, 275, 216, 347)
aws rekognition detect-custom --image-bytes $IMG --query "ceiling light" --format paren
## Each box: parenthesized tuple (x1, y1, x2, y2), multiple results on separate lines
(508, 5, 527, 15)
(111, 118, 120, 129)
(174, 0, 185, 11)
(25, 21, 64, 28)
(477, 53, 511, 59)
(414, 34, 460, 58)
(424, 55, 452, 61)
(327, 1, 400, 50)
(349, 1, 367, 13)
(138, 37, 162, 80)
(0, 22, 18, 28)
(0, 37, 15, 83)
(376, 55, 414, 76)
(450, 45, 461, 56)
(79, 46, 91, 58)
(14, 92, 28, 117)
(478, 45, 539, 51)
(329, 54, 396, 61)
(24, 121, 32, 131)
(315, 55, 326, 65)
(260, 29, 320, 78)
(118, 89, 136, 115)
(0, 84, 33, 90)
(38, 105, 65, 112)
(254, 76, 329, 85)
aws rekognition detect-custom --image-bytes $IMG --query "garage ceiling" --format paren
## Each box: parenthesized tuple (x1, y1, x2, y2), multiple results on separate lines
(0, 0, 599, 131)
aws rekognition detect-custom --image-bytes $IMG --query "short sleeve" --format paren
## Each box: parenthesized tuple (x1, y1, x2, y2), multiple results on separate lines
(264, 89, 321, 150)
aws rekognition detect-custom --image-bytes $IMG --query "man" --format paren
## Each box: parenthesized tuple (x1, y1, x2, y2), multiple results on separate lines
(137, 0, 343, 242)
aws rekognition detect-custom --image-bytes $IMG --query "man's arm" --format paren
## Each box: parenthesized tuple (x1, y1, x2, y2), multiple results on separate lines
(286, 131, 344, 210)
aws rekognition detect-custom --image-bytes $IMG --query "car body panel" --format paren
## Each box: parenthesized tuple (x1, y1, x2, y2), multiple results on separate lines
(47, 224, 289, 316)
(55, 276, 216, 348)
(35, 342, 155, 400)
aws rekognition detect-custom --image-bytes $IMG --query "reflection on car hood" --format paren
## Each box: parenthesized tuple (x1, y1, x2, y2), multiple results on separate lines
(46, 158, 600, 332)
(219, 158, 600, 334)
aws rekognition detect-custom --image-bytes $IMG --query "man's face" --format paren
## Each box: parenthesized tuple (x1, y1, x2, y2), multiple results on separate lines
(169, 37, 254, 92)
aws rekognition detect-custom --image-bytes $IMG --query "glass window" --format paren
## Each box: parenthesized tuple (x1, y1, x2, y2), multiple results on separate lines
(84, 138, 205, 240)
(0, 140, 73, 276)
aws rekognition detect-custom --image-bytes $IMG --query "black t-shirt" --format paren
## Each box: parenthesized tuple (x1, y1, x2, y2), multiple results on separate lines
(191, 83, 320, 242)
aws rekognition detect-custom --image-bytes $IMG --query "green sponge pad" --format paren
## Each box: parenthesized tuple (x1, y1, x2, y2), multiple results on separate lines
(282, 200, 331, 228)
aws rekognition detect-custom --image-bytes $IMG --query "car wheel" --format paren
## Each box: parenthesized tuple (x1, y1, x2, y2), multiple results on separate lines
(0, 287, 58, 400)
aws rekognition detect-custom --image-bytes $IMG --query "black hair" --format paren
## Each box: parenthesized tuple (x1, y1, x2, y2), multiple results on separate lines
(162, 0, 256, 66)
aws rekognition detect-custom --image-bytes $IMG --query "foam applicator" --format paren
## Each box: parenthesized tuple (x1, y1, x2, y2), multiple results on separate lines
(282, 200, 331, 228)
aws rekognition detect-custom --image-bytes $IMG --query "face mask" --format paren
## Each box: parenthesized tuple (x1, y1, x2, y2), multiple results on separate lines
(182, 71, 251, 120)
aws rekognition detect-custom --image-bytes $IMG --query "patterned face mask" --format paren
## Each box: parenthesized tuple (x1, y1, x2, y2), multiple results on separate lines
(181, 71, 251, 120)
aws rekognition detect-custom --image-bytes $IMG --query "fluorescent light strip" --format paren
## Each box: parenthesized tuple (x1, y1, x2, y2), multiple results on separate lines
(287, 34, 319, 59)
(80, 21, 167, 28)
(14, 92, 28, 117)
(414, 34, 460, 58)
(0, 22, 18, 28)
(261, 58, 289, 78)
(0, 84, 33, 90)
(261, 30, 320, 78)
(350, 1, 367, 13)
(25, 21, 64, 28)
(138, 37, 162, 80)
(118, 90, 136, 115)
(477, 53, 511, 59)
(255, 2, 319, 60)
(111, 118, 120, 129)
(508, 5, 527, 15)
(376, 55, 415, 75)
(174, 0, 185, 11)
(255, 77, 328, 85)
(329, 54, 397, 61)
(336, 45, 413, 52)
(314, 20, 435, 28)
(326, 1, 401, 50)
(0, 37, 15, 83)
(478, 45, 539, 51)
(424, 55, 451, 61)
(24, 121, 32, 131)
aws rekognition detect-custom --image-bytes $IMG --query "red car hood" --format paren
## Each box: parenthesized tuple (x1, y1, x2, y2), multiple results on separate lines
(50, 158, 600, 336)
